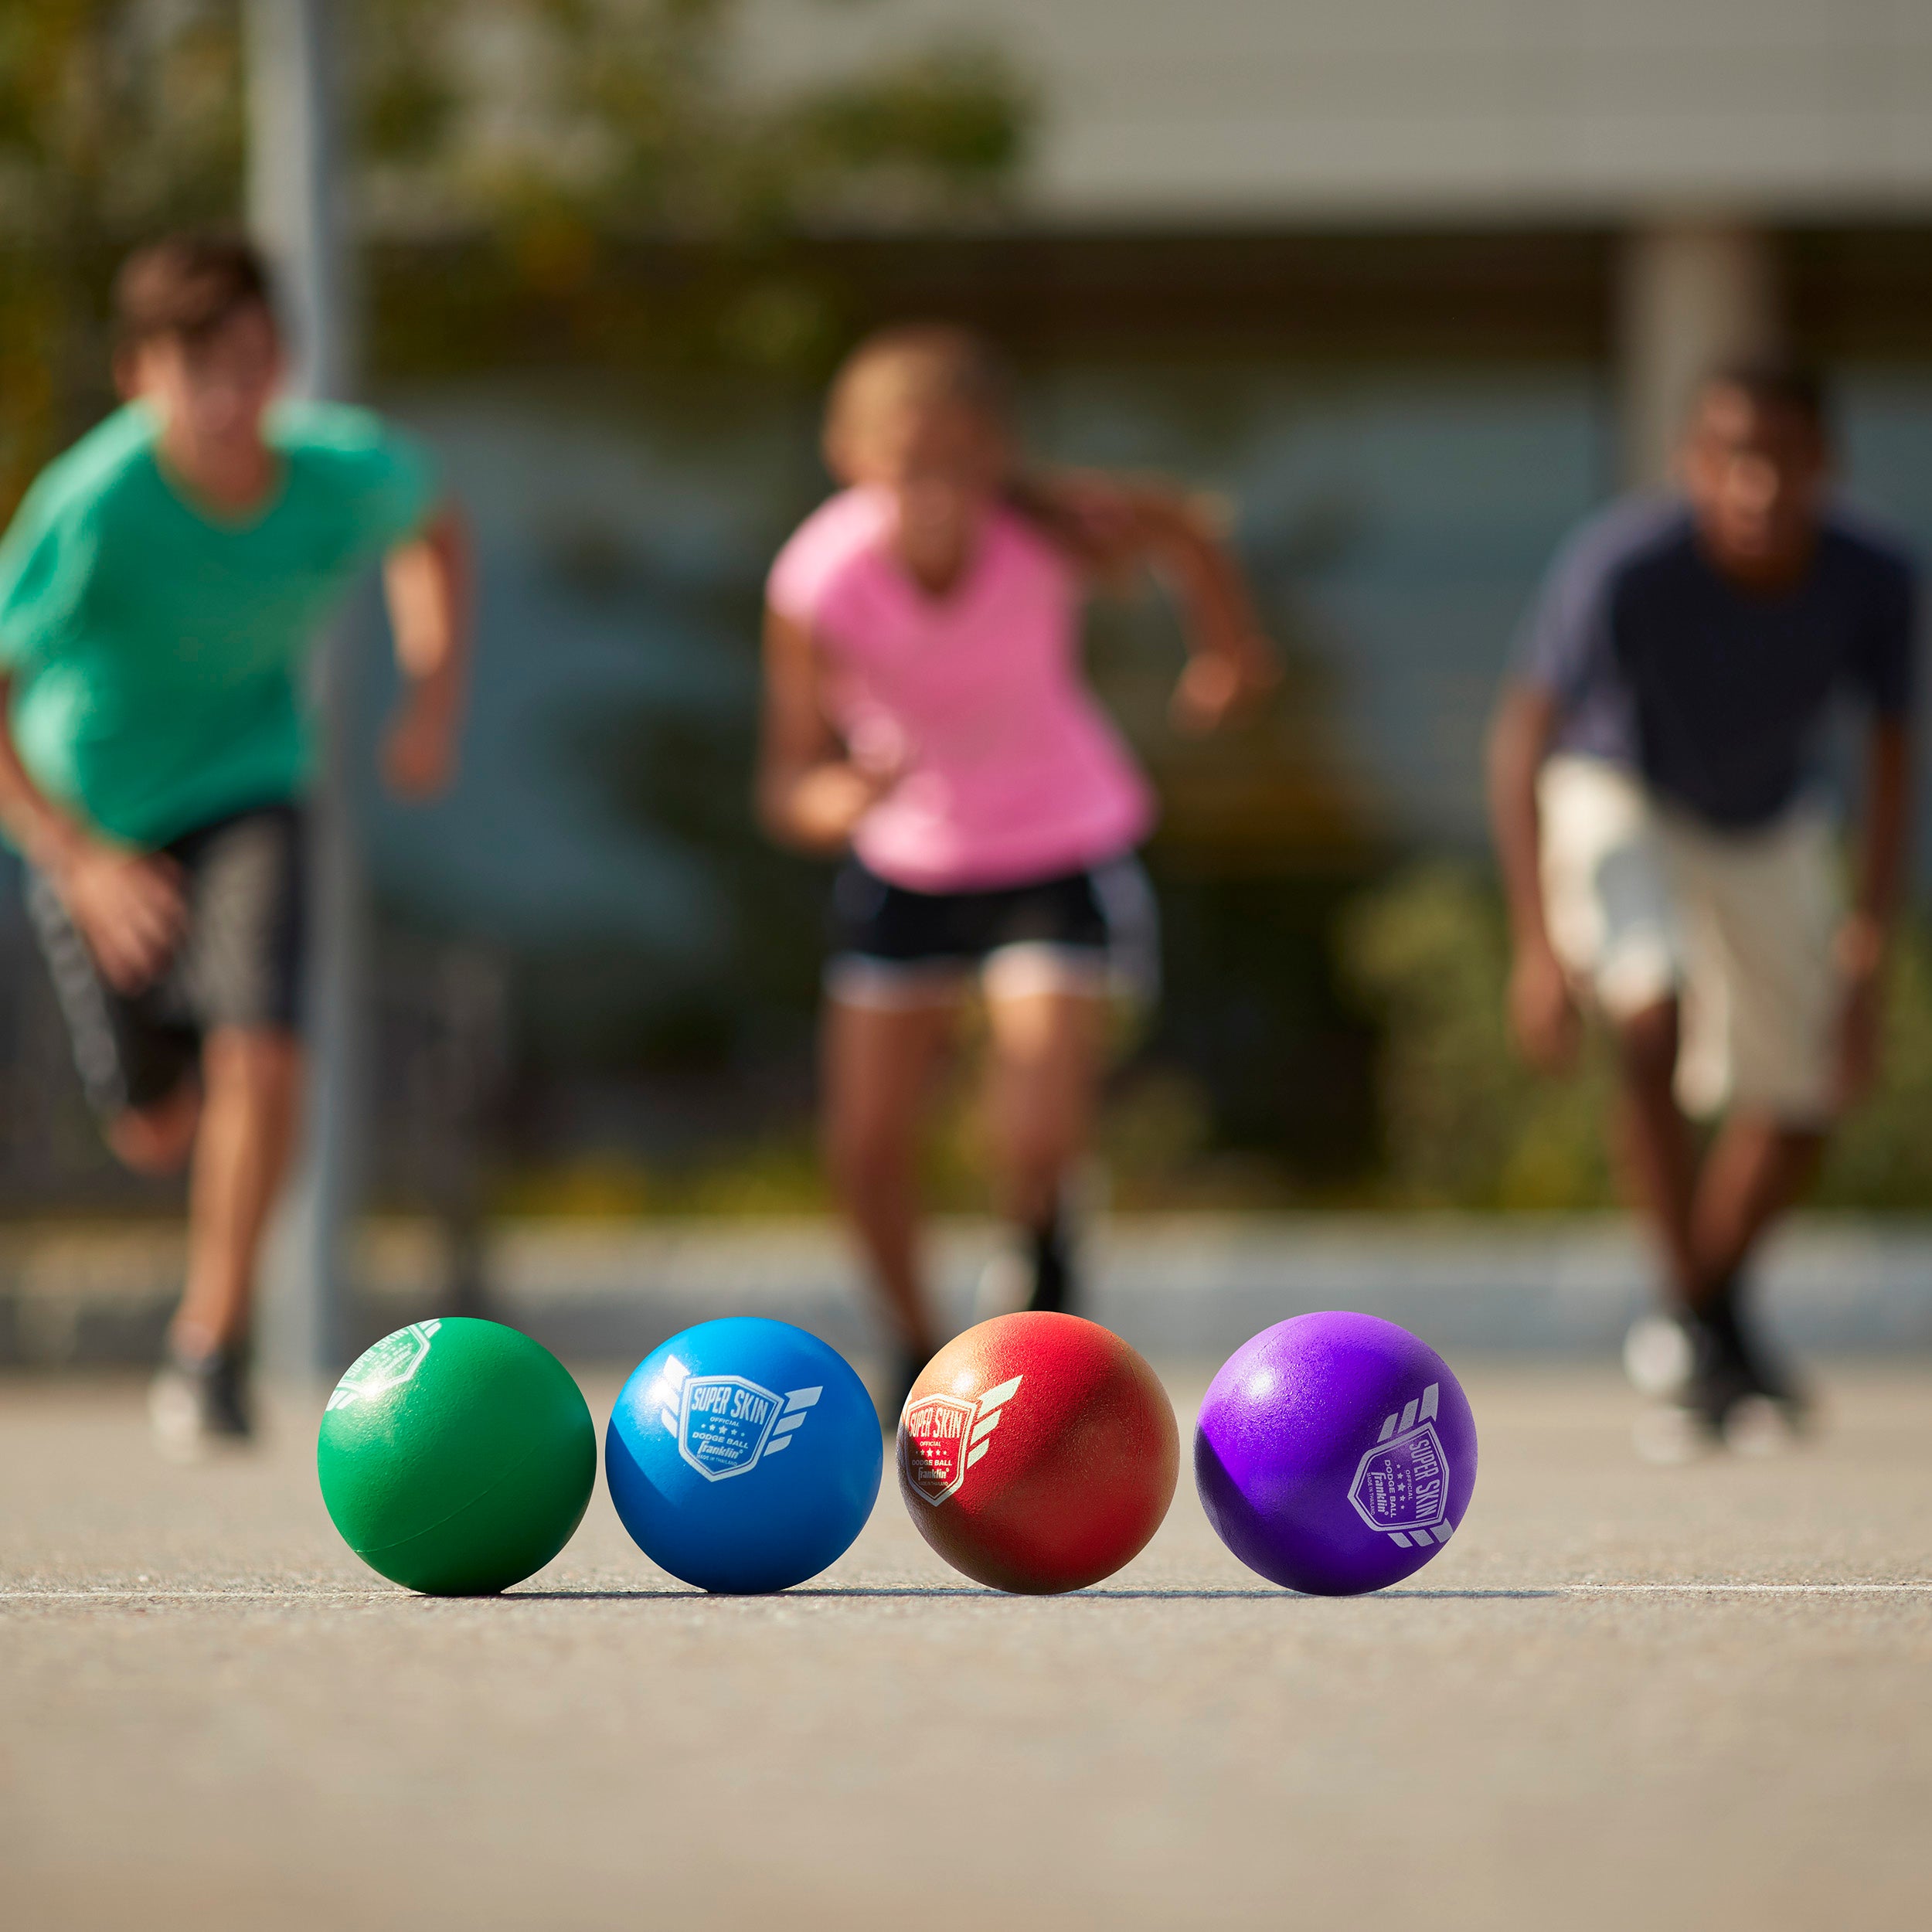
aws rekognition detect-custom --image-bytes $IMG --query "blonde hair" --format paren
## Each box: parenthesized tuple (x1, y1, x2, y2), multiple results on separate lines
(823, 323, 1016, 458)
(824, 324, 1132, 571)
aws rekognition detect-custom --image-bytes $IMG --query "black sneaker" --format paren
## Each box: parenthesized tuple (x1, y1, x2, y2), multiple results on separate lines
(1025, 1212, 1075, 1315)
(149, 1342, 253, 1461)
(971, 1206, 1080, 1323)
(1625, 1305, 1750, 1463)
(1703, 1282, 1812, 1451)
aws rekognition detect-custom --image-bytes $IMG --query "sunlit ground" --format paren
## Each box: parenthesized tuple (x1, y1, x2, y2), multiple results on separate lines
(5, 1361, 1929, 1930)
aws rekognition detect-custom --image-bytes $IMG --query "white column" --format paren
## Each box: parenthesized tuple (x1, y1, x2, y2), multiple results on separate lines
(1617, 220, 1784, 489)
(247, 0, 362, 1380)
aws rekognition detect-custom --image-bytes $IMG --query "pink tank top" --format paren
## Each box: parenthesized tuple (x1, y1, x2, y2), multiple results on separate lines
(767, 488, 1155, 893)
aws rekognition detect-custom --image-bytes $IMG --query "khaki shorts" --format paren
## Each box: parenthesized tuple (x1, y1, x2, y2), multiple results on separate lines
(1538, 756, 1842, 1124)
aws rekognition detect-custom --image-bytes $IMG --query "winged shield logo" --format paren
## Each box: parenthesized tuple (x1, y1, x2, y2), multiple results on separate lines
(1347, 1382, 1455, 1549)
(901, 1375, 1023, 1505)
(648, 1354, 822, 1481)
(325, 1320, 441, 1412)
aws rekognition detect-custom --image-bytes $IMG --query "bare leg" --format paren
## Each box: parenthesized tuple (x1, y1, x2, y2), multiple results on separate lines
(1609, 998, 1703, 1306)
(981, 988, 1106, 1232)
(106, 1083, 201, 1176)
(1688, 1111, 1823, 1304)
(822, 996, 958, 1359)
(168, 1028, 303, 1359)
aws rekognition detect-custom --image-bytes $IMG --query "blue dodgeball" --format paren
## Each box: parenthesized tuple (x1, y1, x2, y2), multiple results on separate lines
(606, 1318, 883, 1593)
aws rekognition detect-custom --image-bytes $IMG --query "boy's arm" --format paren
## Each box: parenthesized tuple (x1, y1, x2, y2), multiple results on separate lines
(756, 607, 893, 854)
(1836, 714, 1913, 1104)
(0, 673, 185, 989)
(378, 504, 471, 800)
(1485, 680, 1579, 1072)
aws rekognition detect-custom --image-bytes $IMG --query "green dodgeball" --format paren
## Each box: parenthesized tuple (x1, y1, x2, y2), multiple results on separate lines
(318, 1318, 596, 1595)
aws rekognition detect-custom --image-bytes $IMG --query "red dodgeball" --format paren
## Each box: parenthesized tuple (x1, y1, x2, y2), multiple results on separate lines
(897, 1312, 1179, 1593)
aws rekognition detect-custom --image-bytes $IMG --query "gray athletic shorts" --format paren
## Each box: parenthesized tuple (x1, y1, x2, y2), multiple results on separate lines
(27, 804, 308, 1118)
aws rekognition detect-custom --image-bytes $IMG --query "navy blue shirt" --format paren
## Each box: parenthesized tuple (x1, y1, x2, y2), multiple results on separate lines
(1517, 497, 1919, 828)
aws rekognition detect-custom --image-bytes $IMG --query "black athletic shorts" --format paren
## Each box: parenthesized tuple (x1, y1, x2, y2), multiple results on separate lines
(825, 853, 1159, 1009)
(27, 803, 307, 1118)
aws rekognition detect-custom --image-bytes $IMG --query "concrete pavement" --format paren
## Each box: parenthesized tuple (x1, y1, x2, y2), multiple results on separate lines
(4, 1362, 1931, 1928)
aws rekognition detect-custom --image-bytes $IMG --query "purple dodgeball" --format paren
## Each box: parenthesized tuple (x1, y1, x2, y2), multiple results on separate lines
(1196, 1312, 1478, 1595)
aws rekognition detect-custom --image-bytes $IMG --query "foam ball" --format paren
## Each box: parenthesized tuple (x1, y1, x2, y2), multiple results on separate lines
(1196, 1311, 1478, 1595)
(898, 1312, 1176, 1594)
(606, 1318, 882, 1594)
(318, 1318, 595, 1595)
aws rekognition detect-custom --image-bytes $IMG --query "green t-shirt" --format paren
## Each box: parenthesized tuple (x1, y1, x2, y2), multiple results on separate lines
(0, 399, 434, 848)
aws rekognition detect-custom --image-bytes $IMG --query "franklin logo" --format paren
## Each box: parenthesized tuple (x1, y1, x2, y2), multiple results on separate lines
(649, 1354, 822, 1481)
(1347, 1383, 1454, 1549)
(325, 1320, 440, 1412)
(901, 1375, 1022, 1505)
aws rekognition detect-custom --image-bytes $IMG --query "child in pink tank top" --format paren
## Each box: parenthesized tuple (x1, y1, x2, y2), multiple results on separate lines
(759, 325, 1275, 1413)
(768, 484, 1155, 892)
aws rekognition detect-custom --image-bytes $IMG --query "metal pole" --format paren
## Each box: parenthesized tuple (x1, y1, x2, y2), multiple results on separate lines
(1617, 219, 1784, 489)
(246, 0, 362, 1379)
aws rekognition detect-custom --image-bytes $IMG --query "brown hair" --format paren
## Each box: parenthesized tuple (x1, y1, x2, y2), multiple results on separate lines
(114, 232, 276, 352)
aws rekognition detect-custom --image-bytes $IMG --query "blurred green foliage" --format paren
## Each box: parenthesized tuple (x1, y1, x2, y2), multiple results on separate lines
(1342, 861, 1932, 1211)
(488, 1048, 1290, 1219)
(1339, 864, 1617, 1209)
(0, 1, 246, 499)
(0, 0, 1031, 506)
(358, 2, 1026, 233)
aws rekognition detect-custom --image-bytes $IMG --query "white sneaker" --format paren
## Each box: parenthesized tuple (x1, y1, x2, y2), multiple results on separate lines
(148, 1367, 209, 1463)
(148, 1348, 253, 1463)
(971, 1245, 1032, 1323)
(1624, 1315, 1696, 1399)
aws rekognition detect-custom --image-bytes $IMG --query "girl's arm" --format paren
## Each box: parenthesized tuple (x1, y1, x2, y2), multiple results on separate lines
(1027, 474, 1279, 733)
(756, 607, 894, 853)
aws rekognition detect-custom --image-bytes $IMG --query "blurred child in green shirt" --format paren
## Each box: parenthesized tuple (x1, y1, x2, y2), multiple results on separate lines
(0, 233, 471, 1455)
